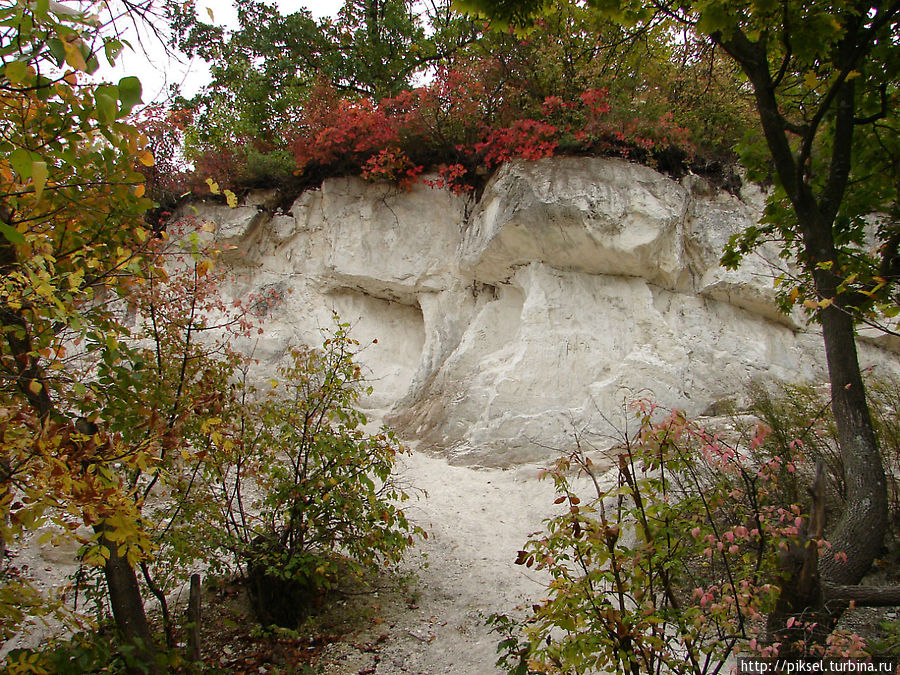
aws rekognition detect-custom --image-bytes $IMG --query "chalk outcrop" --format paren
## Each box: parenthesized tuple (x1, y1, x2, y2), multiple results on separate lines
(183, 157, 899, 466)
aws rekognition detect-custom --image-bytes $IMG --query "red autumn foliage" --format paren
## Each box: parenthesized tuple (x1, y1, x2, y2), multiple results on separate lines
(155, 61, 694, 195)
(284, 69, 692, 192)
(475, 118, 560, 167)
(292, 81, 398, 175)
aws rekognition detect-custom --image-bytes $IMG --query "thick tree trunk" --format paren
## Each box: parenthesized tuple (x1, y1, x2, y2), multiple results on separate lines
(816, 303, 888, 585)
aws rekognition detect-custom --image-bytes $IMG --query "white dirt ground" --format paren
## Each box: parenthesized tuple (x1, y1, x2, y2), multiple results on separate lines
(313, 449, 564, 675)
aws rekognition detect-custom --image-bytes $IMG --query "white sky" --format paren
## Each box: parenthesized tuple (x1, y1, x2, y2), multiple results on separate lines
(105, 0, 345, 103)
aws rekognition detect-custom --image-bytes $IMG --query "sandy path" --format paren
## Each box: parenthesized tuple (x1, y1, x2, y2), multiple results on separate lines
(316, 450, 559, 674)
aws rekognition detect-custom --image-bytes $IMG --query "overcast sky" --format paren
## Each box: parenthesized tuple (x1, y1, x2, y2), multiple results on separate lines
(104, 0, 345, 103)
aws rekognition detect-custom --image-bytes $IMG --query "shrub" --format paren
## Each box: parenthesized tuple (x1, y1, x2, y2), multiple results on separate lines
(492, 399, 883, 675)
(203, 316, 424, 628)
(1, 629, 196, 674)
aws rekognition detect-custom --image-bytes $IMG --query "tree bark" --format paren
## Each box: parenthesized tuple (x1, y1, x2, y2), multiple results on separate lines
(816, 302, 888, 585)
(187, 573, 202, 663)
(97, 526, 158, 673)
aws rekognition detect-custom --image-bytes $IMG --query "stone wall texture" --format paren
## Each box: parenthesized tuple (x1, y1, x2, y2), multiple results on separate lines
(177, 157, 900, 466)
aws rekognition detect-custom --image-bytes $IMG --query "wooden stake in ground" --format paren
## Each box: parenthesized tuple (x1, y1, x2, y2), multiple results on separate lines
(188, 573, 202, 663)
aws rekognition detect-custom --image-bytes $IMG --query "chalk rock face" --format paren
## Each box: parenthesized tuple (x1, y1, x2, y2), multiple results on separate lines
(180, 157, 899, 466)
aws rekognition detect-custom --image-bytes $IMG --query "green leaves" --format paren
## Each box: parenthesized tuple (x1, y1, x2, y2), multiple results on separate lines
(202, 316, 424, 626)
(0, 222, 24, 244)
(4, 59, 28, 84)
(93, 79, 143, 123)
(117, 76, 143, 112)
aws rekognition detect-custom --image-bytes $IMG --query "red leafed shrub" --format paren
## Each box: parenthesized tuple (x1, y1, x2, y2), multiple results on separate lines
(292, 81, 399, 177)
(475, 119, 560, 167)
(361, 147, 424, 189)
(173, 61, 695, 195)
(422, 163, 473, 195)
(580, 87, 611, 117)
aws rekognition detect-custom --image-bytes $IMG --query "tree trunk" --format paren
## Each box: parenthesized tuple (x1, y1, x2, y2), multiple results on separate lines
(816, 302, 888, 585)
(717, 28, 890, 649)
(187, 573, 202, 663)
(100, 526, 158, 673)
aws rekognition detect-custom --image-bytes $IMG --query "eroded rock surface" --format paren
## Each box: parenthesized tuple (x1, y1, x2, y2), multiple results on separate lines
(181, 157, 900, 466)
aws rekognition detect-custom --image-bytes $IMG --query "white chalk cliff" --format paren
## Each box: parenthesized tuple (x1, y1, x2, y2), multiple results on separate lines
(181, 157, 900, 467)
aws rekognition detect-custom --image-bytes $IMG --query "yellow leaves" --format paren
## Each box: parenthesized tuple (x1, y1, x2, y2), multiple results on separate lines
(788, 286, 800, 305)
(33, 278, 54, 299)
(66, 267, 84, 290)
(61, 35, 88, 72)
(81, 544, 110, 567)
(27, 380, 42, 396)
(803, 297, 834, 310)
(134, 183, 146, 198)
(837, 273, 858, 293)
(204, 179, 238, 207)
(137, 149, 155, 167)
(861, 281, 886, 298)
(31, 160, 47, 200)
(196, 259, 213, 278)
(200, 416, 223, 435)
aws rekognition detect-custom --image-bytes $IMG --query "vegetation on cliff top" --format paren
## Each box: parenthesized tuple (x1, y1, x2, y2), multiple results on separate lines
(141, 0, 756, 202)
